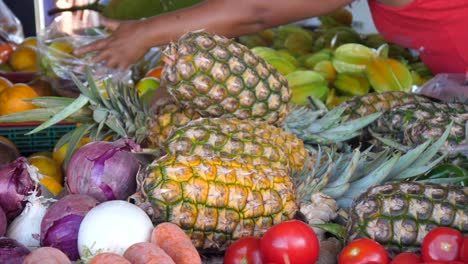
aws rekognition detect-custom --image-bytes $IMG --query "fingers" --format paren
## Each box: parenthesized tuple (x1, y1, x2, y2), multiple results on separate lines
(74, 39, 108, 56)
(100, 16, 121, 31)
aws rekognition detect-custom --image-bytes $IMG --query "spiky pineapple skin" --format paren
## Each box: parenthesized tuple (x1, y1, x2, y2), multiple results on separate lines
(166, 118, 307, 172)
(131, 118, 305, 251)
(145, 100, 201, 149)
(348, 182, 468, 254)
(340, 91, 433, 121)
(162, 31, 292, 125)
(369, 101, 468, 155)
(133, 154, 297, 251)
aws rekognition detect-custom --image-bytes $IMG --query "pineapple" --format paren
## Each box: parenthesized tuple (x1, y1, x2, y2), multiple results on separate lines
(348, 182, 468, 255)
(369, 101, 468, 157)
(339, 91, 434, 121)
(0, 31, 463, 255)
(162, 31, 292, 125)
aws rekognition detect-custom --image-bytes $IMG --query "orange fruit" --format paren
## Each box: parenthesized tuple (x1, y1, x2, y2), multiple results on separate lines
(0, 83, 39, 116)
(145, 66, 163, 79)
(0, 76, 13, 93)
(29, 154, 64, 184)
(0, 42, 15, 64)
(20, 37, 38, 47)
(8, 45, 38, 72)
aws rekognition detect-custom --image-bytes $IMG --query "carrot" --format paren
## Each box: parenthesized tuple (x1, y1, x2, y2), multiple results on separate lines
(23, 247, 71, 264)
(90, 253, 131, 264)
(123, 242, 175, 264)
(151, 222, 202, 264)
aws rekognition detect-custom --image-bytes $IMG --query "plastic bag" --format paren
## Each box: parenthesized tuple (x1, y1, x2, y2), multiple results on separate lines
(0, 0, 24, 44)
(412, 73, 468, 103)
(38, 14, 132, 96)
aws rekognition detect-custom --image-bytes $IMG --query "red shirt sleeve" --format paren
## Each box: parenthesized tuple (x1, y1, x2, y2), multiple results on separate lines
(368, 0, 468, 74)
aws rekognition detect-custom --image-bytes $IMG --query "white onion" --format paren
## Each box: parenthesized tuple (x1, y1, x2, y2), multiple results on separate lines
(77, 200, 154, 258)
(6, 193, 55, 250)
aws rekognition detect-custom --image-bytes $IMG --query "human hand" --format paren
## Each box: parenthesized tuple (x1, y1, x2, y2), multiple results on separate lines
(74, 17, 151, 70)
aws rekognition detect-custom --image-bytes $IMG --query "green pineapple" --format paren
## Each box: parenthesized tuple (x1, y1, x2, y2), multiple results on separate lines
(348, 182, 468, 255)
(162, 31, 292, 125)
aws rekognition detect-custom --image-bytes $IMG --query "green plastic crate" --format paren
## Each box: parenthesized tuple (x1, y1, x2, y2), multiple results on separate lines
(0, 123, 76, 155)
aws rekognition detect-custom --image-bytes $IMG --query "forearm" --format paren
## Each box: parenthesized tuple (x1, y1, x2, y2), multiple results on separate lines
(139, 0, 353, 47)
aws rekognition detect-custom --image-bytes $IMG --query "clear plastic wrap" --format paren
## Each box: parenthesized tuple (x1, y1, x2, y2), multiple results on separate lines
(0, 0, 24, 44)
(412, 72, 468, 102)
(38, 15, 132, 97)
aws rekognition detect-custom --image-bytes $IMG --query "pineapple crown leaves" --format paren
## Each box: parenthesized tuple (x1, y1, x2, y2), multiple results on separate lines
(296, 122, 457, 208)
(283, 103, 382, 145)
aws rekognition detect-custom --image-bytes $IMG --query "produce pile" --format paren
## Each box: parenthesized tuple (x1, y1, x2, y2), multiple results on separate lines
(0, 11, 466, 264)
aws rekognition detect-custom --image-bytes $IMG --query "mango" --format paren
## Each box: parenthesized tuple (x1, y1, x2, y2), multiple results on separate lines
(332, 43, 376, 74)
(365, 57, 413, 92)
(334, 73, 370, 96)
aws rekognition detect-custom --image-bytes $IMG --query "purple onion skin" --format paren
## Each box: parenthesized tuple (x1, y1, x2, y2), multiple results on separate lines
(66, 138, 141, 202)
(0, 157, 38, 221)
(40, 194, 99, 261)
(0, 237, 31, 264)
(0, 207, 6, 236)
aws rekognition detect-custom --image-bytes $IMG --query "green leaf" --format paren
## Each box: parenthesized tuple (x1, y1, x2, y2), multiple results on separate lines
(63, 123, 95, 169)
(54, 129, 74, 150)
(312, 223, 347, 240)
(0, 107, 65, 122)
(26, 95, 89, 135)
(24, 96, 75, 108)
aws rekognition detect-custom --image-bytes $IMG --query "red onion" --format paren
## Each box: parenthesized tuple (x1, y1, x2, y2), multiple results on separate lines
(0, 157, 40, 221)
(0, 207, 6, 236)
(66, 138, 141, 202)
(40, 194, 99, 261)
(0, 237, 31, 264)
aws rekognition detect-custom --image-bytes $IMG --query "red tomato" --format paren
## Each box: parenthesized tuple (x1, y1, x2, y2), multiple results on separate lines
(422, 262, 464, 264)
(390, 252, 422, 264)
(338, 238, 389, 264)
(224, 237, 262, 264)
(460, 236, 468, 263)
(422, 227, 463, 262)
(259, 220, 319, 264)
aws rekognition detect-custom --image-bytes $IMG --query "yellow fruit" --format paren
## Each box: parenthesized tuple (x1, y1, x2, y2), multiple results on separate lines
(334, 73, 370, 96)
(136, 77, 160, 96)
(20, 37, 38, 47)
(40, 176, 64, 196)
(313, 60, 337, 84)
(365, 57, 413, 92)
(52, 137, 91, 168)
(0, 76, 13, 93)
(0, 83, 39, 116)
(28, 154, 64, 184)
(332, 44, 376, 74)
(8, 45, 39, 72)
(48, 39, 75, 55)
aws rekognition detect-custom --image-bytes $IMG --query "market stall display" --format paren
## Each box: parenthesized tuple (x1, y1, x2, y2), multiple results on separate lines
(0, 4, 466, 264)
